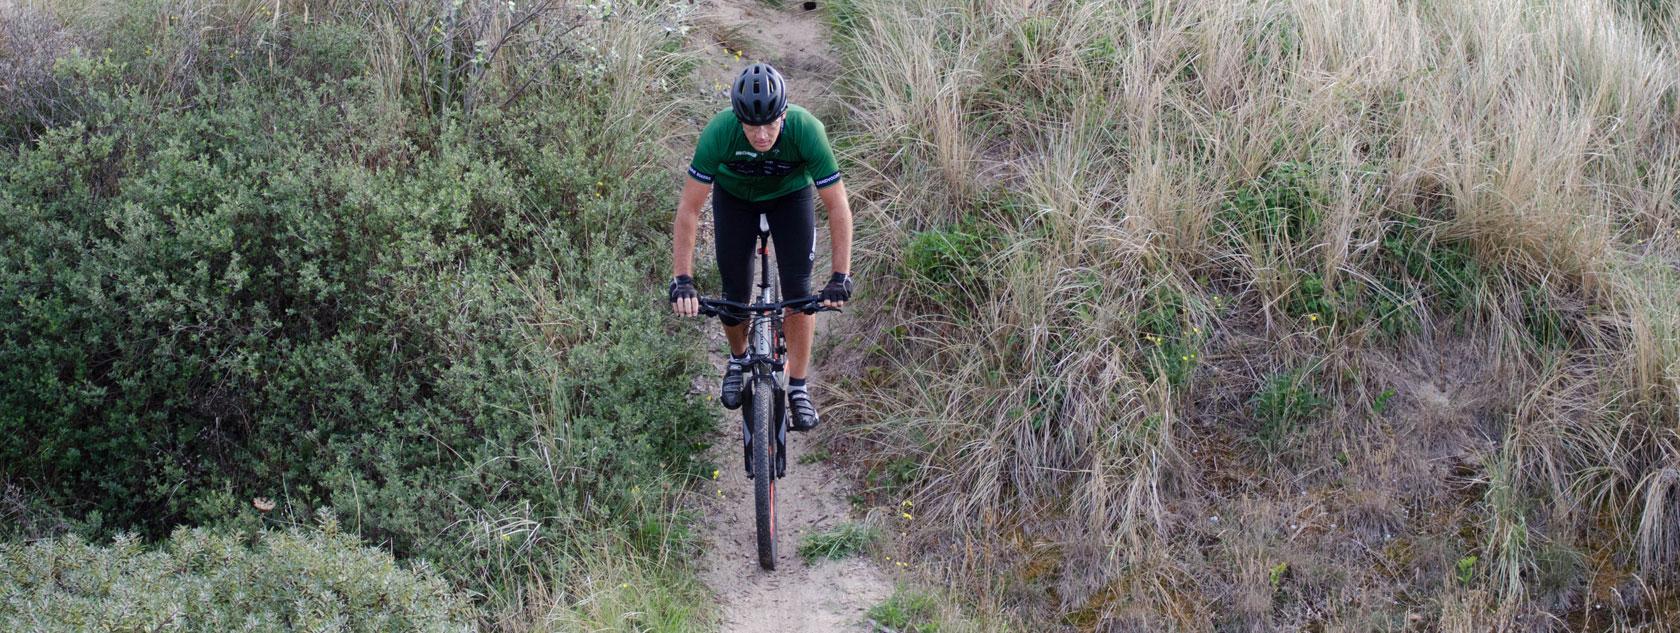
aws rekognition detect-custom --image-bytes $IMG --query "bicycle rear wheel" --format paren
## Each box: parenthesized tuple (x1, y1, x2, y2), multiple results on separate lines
(750, 375, 778, 570)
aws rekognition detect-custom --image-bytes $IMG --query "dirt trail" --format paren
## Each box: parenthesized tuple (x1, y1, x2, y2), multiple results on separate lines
(688, 0, 844, 118)
(682, 1, 893, 632)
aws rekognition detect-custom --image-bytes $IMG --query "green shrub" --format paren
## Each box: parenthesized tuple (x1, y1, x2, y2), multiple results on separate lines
(0, 2, 713, 625)
(1519, 285, 1570, 351)
(1284, 273, 1359, 324)
(905, 227, 989, 288)
(0, 519, 474, 632)
(1249, 368, 1326, 456)
(1277, 211, 1486, 337)
(1220, 162, 1323, 247)
(1138, 285, 1203, 386)
(1372, 388, 1397, 415)
(869, 587, 942, 633)
(869, 455, 923, 492)
(1377, 213, 1482, 319)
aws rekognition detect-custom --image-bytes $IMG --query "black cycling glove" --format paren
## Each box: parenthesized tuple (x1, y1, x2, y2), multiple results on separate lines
(820, 272, 854, 303)
(669, 275, 697, 304)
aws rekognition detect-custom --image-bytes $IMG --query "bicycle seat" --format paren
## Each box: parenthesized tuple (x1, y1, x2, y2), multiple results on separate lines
(757, 213, 770, 237)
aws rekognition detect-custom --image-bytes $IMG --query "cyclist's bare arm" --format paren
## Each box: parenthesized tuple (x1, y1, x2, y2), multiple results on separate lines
(672, 178, 711, 317)
(817, 180, 853, 307)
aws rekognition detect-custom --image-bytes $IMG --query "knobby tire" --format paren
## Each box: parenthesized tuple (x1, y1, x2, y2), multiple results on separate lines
(751, 375, 778, 570)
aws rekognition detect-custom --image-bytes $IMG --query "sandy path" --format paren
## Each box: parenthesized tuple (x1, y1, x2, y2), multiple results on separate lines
(689, 341, 893, 632)
(689, 0, 843, 116)
(681, 1, 893, 632)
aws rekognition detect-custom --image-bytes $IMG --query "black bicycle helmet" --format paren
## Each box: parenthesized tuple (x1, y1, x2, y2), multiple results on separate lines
(732, 63, 788, 125)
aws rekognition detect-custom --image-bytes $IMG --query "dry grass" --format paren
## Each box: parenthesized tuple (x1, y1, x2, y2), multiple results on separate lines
(0, 0, 82, 143)
(826, 0, 1680, 629)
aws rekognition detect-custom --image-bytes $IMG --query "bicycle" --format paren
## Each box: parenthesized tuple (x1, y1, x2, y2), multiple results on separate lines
(697, 213, 837, 571)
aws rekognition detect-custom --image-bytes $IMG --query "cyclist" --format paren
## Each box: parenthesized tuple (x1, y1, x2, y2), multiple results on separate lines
(668, 63, 854, 432)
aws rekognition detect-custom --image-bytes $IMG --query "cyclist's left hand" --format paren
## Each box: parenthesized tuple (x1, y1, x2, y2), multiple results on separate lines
(820, 272, 853, 308)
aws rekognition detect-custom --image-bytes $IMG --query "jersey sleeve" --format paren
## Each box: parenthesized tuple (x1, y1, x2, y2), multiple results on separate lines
(687, 113, 728, 185)
(801, 113, 842, 189)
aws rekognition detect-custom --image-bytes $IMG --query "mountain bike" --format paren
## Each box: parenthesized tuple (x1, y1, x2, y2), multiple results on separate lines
(697, 213, 836, 571)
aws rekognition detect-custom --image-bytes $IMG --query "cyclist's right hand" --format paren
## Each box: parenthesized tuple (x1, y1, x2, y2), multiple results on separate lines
(669, 275, 699, 317)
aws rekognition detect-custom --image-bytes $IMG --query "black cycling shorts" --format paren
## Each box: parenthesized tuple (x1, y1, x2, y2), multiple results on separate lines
(713, 184, 815, 326)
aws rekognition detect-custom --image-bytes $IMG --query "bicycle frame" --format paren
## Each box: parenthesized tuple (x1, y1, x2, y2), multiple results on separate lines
(693, 215, 837, 570)
(748, 214, 786, 389)
(745, 215, 789, 480)
(697, 216, 835, 478)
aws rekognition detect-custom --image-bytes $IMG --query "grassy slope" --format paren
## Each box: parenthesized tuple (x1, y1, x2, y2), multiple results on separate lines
(826, 0, 1679, 630)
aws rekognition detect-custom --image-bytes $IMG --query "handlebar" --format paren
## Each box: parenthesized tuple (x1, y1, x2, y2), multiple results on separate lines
(697, 296, 841, 318)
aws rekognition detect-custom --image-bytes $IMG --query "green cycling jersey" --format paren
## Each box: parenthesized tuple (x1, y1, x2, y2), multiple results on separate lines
(687, 104, 841, 202)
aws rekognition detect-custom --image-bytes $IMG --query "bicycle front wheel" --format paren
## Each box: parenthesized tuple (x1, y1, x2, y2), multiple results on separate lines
(750, 375, 778, 570)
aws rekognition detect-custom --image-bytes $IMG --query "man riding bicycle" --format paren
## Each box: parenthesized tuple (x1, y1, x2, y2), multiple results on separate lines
(668, 63, 855, 432)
